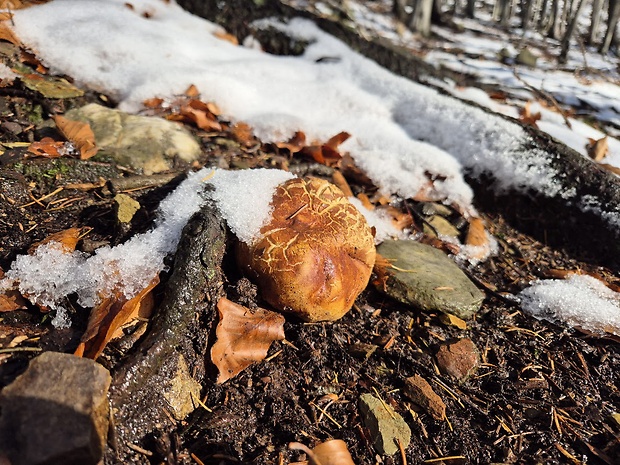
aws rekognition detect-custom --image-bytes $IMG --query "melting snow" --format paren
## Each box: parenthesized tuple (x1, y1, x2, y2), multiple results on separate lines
(2, 0, 619, 334)
(520, 275, 620, 336)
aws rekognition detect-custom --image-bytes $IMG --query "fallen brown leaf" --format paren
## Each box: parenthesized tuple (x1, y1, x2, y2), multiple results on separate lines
(211, 297, 285, 384)
(0, 21, 21, 47)
(275, 130, 307, 154)
(289, 439, 355, 465)
(75, 275, 159, 359)
(586, 136, 608, 162)
(184, 83, 199, 98)
(53, 115, 98, 159)
(230, 121, 256, 146)
(26, 137, 67, 158)
(519, 101, 541, 128)
(213, 30, 239, 45)
(0, 269, 28, 313)
(27, 227, 84, 254)
(465, 217, 490, 260)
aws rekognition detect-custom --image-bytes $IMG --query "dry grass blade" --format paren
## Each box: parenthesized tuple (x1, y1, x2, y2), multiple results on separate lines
(211, 297, 285, 383)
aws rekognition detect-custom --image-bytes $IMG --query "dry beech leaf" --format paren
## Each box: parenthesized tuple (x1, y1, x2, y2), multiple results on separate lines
(213, 30, 239, 45)
(28, 227, 84, 254)
(184, 83, 200, 98)
(465, 217, 490, 260)
(519, 101, 541, 128)
(53, 115, 98, 159)
(0, 269, 28, 313)
(26, 137, 67, 158)
(302, 131, 350, 166)
(289, 440, 356, 465)
(276, 131, 307, 154)
(586, 136, 608, 162)
(75, 275, 159, 359)
(331, 170, 354, 197)
(143, 97, 164, 108)
(0, 22, 21, 46)
(237, 177, 376, 322)
(599, 163, 620, 176)
(211, 297, 285, 384)
(230, 121, 256, 146)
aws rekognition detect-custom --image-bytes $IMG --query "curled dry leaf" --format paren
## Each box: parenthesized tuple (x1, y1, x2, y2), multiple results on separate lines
(230, 122, 257, 147)
(275, 130, 306, 154)
(27, 227, 84, 254)
(27, 137, 70, 158)
(0, 269, 28, 313)
(0, 21, 21, 47)
(465, 216, 490, 260)
(302, 131, 350, 165)
(237, 177, 376, 322)
(586, 136, 608, 162)
(53, 115, 98, 159)
(211, 297, 285, 384)
(519, 101, 542, 128)
(289, 439, 355, 465)
(75, 275, 159, 360)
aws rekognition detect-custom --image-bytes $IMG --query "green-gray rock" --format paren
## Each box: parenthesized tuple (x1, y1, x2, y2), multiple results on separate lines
(423, 215, 460, 238)
(376, 240, 484, 319)
(66, 103, 201, 174)
(114, 193, 140, 223)
(359, 393, 411, 455)
(516, 48, 537, 67)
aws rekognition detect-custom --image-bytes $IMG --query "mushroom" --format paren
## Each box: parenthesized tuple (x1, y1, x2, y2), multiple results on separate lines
(237, 177, 376, 322)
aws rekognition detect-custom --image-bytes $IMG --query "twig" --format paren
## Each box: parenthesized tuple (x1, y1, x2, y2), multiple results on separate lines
(512, 69, 572, 129)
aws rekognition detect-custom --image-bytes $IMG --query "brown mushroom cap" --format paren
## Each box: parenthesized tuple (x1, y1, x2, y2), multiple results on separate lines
(237, 177, 376, 322)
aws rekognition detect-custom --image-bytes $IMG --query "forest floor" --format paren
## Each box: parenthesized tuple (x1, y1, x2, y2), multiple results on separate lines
(1, 2, 620, 465)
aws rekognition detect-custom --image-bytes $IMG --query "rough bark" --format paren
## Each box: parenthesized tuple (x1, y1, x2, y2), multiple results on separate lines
(601, 0, 620, 53)
(588, 0, 606, 44)
(106, 204, 227, 463)
(559, 0, 587, 62)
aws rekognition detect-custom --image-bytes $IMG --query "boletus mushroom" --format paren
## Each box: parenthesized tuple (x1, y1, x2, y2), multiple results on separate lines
(237, 177, 376, 322)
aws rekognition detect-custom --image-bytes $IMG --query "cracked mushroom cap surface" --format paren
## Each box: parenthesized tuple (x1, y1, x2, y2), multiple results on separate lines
(237, 177, 376, 322)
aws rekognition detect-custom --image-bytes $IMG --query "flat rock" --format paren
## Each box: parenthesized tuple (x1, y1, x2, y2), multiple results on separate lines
(0, 351, 111, 465)
(375, 240, 485, 319)
(359, 393, 411, 456)
(66, 103, 201, 174)
(403, 374, 446, 421)
(435, 338, 480, 382)
(162, 354, 202, 421)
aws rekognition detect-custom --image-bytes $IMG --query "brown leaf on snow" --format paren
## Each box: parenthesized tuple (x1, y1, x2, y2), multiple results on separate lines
(586, 136, 608, 162)
(465, 217, 490, 260)
(27, 227, 84, 254)
(519, 101, 541, 128)
(211, 297, 285, 384)
(275, 130, 307, 154)
(302, 131, 350, 165)
(213, 30, 239, 45)
(167, 100, 222, 132)
(75, 275, 159, 359)
(289, 439, 356, 465)
(53, 115, 98, 159)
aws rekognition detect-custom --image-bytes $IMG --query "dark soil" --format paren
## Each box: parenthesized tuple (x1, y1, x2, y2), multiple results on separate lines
(1, 3, 619, 465)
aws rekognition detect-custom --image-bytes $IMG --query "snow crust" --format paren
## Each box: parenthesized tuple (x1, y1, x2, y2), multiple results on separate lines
(520, 275, 620, 336)
(0, 167, 292, 327)
(10, 0, 572, 210)
(0, 63, 16, 83)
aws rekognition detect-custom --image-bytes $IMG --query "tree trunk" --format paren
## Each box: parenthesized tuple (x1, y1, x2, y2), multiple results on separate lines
(588, 0, 606, 44)
(549, 0, 563, 39)
(408, 0, 434, 35)
(559, 0, 587, 62)
(520, 0, 534, 30)
(498, 0, 512, 25)
(601, 0, 620, 53)
(466, 0, 476, 18)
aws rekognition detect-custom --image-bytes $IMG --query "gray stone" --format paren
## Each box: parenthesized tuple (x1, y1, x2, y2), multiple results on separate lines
(423, 215, 460, 238)
(375, 240, 485, 320)
(0, 352, 111, 465)
(359, 393, 411, 456)
(66, 103, 201, 174)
